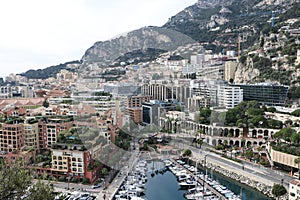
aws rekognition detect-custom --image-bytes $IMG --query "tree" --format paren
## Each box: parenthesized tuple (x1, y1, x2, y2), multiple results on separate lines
(292, 109, 300, 117)
(0, 160, 54, 200)
(273, 128, 296, 142)
(295, 157, 300, 180)
(267, 107, 276, 113)
(101, 167, 108, 176)
(197, 139, 203, 149)
(245, 150, 254, 160)
(291, 132, 300, 144)
(199, 107, 211, 124)
(183, 149, 192, 157)
(42, 100, 49, 108)
(28, 179, 55, 200)
(271, 184, 287, 198)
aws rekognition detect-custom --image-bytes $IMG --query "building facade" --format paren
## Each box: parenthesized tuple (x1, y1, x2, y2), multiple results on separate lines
(217, 85, 243, 108)
(233, 83, 289, 106)
(0, 124, 24, 153)
(224, 61, 238, 82)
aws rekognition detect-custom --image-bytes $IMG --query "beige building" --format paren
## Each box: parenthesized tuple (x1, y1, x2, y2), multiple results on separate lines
(52, 148, 86, 175)
(127, 107, 142, 124)
(269, 146, 300, 177)
(23, 122, 39, 150)
(224, 61, 238, 82)
(187, 95, 210, 112)
(127, 95, 152, 108)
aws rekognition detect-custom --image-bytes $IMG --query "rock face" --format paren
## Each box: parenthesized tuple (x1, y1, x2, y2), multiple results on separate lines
(81, 26, 195, 67)
(234, 63, 260, 83)
(196, 0, 234, 9)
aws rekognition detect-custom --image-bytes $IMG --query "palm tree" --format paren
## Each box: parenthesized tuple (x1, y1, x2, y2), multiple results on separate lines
(197, 138, 203, 149)
(241, 138, 246, 157)
(294, 157, 300, 180)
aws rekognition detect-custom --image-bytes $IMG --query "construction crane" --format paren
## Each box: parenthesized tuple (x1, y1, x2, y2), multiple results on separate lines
(216, 9, 283, 59)
(216, 32, 243, 59)
(239, 10, 283, 27)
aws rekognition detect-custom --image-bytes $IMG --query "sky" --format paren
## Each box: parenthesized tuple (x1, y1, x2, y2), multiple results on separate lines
(0, 0, 197, 78)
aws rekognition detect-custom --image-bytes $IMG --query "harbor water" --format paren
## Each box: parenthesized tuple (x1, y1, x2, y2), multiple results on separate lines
(144, 160, 270, 200)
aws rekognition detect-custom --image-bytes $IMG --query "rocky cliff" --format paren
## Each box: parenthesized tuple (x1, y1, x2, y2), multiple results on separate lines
(234, 63, 260, 83)
(81, 26, 195, 67)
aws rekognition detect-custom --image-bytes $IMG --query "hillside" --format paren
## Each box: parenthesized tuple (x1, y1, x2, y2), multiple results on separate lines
(81, 26, 195, 67)
(20, 0, 300, 83)
(19, 60, 81, 79)
(164, 0, 297, 51)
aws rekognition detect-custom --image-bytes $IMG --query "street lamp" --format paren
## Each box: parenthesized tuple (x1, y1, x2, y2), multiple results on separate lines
(204, 154, 208, 167)
(67, 174, 71, 190)
(203, 154, 208, 192)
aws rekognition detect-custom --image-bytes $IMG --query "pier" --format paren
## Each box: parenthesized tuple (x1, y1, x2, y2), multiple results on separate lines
(170, 158, 227, 200)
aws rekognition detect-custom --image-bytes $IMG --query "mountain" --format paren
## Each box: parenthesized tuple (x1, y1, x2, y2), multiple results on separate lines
(81, 26, 195, 67)
(19, 60, 81, 79)
(163, 0, 297, 47)
(20, 0, 300, 80)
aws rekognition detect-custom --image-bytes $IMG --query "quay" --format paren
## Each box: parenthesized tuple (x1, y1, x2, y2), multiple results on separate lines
(170, 158, 227, 200)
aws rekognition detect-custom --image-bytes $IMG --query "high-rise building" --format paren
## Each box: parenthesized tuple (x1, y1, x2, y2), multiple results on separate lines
(127, 95, 152, 108)
(142, 81, 192, 103)
(142, 100, 177, 126)
(217, 85, 243, 108)
(224, 61, 238, 82)
(232, 83, 289, 106)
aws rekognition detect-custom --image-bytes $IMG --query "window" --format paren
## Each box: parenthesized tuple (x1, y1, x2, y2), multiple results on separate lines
(290, 192, 295, 197)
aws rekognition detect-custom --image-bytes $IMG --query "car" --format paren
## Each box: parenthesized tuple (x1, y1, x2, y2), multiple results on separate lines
(79, 193, 90, 200)
(91, 184, 101, 189)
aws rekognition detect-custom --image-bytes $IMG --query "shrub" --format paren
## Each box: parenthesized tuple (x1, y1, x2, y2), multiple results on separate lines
(58, 176, 66, 182)
(272, 184, 287, 197)
(82, 178, 91, 185)
(71, 178, 78, 183)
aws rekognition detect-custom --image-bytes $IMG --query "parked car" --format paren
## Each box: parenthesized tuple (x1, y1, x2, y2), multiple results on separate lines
(91, 183, 101, 189)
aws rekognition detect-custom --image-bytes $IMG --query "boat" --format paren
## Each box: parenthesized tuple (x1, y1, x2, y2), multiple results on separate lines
(179, 179, 198, 188)
(177, 173, 191, 181)
(185, 190, 213, 200)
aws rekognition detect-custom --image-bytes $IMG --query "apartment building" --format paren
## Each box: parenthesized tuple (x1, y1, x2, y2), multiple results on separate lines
(127, 95, 152, 108)
(142, 81, 192, 103)
(23, 122, 39, 150)
(217, 85, 243, 109)
(224, 61, 238, 82)
(0, 123, 24, 153)
(51, 147, 97, 182)
(127, 107, 143, 124)
(38, 119, 73, 149)
(289, 179, 300, 200)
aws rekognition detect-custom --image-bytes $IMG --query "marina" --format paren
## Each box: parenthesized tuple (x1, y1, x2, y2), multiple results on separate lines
(112, 154, 270, 200)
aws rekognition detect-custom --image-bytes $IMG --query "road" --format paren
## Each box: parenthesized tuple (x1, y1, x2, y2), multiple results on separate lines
(170, 135, 292, 187)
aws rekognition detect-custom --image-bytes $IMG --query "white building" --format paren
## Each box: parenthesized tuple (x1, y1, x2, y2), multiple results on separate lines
(190, 54, 205, 67)
(289, 179, 300, 200)
(217, 85, 243, 108)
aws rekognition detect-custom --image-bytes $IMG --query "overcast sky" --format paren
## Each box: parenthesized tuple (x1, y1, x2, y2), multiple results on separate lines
(0, 0, 196, 78)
